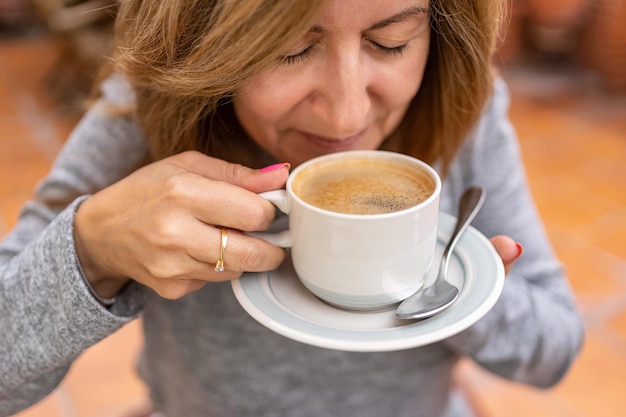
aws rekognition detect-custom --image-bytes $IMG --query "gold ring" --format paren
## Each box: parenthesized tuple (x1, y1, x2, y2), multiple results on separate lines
(214, 227, 228, 272)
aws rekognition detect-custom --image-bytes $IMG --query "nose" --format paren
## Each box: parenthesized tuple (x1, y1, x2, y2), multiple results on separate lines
(310, 50, 371, 138)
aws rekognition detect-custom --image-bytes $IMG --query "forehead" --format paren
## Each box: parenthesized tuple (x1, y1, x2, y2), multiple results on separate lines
(314, 0, 430, 31)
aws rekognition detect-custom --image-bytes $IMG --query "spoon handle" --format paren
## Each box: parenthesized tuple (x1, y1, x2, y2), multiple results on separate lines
(441, 187, 486, 272)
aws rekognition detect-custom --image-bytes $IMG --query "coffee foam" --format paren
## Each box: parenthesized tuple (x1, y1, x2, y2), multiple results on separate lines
(292, 156, 434, 215)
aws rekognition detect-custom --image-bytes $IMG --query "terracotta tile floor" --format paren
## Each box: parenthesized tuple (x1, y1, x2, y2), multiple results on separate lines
(2, 34, 626, 417)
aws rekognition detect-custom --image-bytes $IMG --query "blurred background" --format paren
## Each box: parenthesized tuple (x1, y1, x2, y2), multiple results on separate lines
(1, 1, 625, 416)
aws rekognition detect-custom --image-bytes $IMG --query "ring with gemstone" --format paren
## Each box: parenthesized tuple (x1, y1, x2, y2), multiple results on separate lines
(214, 227, 228, 272)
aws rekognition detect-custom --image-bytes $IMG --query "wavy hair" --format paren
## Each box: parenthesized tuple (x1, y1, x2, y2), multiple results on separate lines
(107, 0, 504, 174)
(384, 0, 504, 174)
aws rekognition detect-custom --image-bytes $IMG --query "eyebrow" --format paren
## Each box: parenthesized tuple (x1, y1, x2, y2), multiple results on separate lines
(367, 5, 430, 31)
(308, 5, 429, 35)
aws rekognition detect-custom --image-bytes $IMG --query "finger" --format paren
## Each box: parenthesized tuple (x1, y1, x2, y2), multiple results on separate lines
(169, 151, 290, 193)
(149, 276, 239, 300)
(490, 235, 523, 275)
(177, 175, 280, 231)
(187, 226, 287, 273)
(135, 246, 243, 288)
(157, 162, 285, 231)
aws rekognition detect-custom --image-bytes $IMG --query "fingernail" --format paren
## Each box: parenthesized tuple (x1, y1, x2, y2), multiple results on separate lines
(515, 243, 524, 259)
(260, 163, 290, 173)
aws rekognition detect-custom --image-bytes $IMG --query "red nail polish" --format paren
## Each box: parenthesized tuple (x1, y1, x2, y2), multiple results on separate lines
(515, 243, 523, 259)
(260, 163, 290, 173)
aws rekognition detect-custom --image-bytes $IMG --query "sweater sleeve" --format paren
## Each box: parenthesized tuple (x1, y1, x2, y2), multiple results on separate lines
(0, 76, 150, 415)
(441, 79, 585, 388)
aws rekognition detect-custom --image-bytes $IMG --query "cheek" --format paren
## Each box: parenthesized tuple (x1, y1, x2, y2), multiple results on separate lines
(233, 88, 274, 128)
(234, 90, 304, 152)
(375, 70, 423, 115)
(400, 55, 428, 97)
(234, 74, 307, 129)
(375, 51, 429, 110)
(232, 89, 280, 147)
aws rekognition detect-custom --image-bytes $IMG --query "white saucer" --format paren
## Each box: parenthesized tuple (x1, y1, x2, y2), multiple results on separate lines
(232, 212, 505, 352)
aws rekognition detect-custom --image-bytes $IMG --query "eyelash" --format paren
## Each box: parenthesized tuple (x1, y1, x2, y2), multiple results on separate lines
(280, 45, 315, 65)
(370, 41, 408, 57)
(280, 41, 408, 65)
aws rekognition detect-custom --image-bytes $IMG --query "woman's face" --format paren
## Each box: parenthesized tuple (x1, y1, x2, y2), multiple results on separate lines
(232, 0, 431, 167)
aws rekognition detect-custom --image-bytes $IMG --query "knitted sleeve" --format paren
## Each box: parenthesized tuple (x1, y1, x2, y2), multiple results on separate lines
(440, 79, 585, 387)
(0, 76, 149, 415)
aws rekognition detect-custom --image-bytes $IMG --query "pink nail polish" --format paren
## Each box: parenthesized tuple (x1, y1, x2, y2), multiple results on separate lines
(260, 163, 290, 173)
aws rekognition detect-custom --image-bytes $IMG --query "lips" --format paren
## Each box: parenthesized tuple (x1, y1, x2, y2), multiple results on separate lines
(301, 130, 364, 150)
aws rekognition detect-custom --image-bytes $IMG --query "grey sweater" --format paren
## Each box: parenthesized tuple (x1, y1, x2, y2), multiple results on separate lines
(0, 77, 584, 417)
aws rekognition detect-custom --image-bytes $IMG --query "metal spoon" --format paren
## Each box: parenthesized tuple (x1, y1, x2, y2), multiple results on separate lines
(395, 187, 486, 320)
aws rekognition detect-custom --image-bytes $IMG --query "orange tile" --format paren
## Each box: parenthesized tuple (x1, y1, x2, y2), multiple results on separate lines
(573, 209, 626, 245)
(0, 98, 20, 118)
(0, 192, 34, 231)
(536, 190, 622, 231)
(0, 155, 51, 196)
(0, 125, 49, 162)
(558, 245, 626, 298)
(594, 232, 626, 260)
(525, 174, 583, 207)
(553, 330, 626, 417)
(544, 222, 589, 254)
(455, 361, 579, 417)
(570, 160, 626, 206)
(519, 139, 590, 176)
(607, 309, 626, 342)
(573, 130, 626, 162)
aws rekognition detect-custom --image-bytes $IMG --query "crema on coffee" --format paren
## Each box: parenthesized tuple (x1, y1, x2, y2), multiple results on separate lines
(292, 156, 435, 215)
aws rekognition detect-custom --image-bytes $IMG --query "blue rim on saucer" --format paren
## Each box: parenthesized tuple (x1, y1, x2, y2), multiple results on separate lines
(232, 212, 505, 352)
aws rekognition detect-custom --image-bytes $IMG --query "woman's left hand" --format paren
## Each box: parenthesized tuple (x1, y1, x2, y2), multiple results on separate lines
(490, 235, 523, 275)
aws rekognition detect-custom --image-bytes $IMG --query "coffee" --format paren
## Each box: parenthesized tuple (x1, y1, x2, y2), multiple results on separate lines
(259, 150, 441, 310)
(292, 156, 435, 215)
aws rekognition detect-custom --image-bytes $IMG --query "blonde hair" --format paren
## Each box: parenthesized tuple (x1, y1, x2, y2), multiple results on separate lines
(383, 0, 504, 174)
(108, 0, 504, 174)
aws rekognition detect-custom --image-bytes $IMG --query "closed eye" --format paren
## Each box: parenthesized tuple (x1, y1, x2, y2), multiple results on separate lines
(280, 39, 409, 65)
(369, 41, 408, 57)
(280, 44, 315, 65)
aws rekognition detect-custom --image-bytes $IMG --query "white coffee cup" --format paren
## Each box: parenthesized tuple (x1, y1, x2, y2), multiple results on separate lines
(257, 150, 441, 311)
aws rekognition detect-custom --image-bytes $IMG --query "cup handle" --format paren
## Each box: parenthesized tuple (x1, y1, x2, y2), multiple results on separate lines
(258, 189, 291, 214)
(247, 190, 293, 248)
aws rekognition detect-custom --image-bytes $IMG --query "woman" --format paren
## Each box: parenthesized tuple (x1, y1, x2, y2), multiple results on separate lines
(0, 0, 584, 416)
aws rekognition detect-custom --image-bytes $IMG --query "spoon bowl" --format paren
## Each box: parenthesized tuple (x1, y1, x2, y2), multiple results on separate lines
(395, 187, 485, 320)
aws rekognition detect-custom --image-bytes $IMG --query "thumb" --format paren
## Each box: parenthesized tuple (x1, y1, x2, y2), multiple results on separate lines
(170, 151, 290, 193)
(490, 235, 523, 275)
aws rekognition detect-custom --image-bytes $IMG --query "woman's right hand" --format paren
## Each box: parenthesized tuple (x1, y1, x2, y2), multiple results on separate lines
(73, 151, 290, 300)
